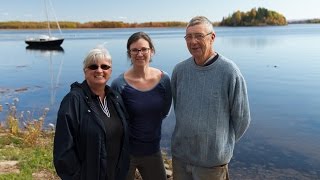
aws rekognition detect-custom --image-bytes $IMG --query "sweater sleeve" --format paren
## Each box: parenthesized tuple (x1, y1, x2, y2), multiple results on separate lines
(229, 72, 251, 142)
(111, 74, 126, 95)
(170, 66, 178, 110)
(161, 71, 172, 119)
(53, 92, 81, 179)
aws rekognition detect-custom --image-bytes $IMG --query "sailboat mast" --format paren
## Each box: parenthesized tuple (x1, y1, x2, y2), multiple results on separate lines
(48, 0, 63, 35)
(44, 0, 52, 37)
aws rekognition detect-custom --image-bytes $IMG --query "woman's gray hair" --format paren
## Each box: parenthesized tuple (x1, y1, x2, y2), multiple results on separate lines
(187, 16, 214, 33)
(83, 47, 112, 70)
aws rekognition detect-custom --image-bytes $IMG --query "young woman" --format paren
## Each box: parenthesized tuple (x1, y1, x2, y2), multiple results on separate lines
(111, 32, 172, 180)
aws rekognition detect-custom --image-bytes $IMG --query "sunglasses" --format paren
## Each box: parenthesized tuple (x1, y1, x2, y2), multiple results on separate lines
(87, 64, 111, 70)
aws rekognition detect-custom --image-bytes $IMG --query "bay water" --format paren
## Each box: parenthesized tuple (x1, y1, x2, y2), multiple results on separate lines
(0, 24, 319, 178)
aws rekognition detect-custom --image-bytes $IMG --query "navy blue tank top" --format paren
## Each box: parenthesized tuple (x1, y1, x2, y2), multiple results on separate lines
(122, 83, 166, 155)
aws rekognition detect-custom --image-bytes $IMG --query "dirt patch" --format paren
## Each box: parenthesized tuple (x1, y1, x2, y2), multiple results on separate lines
(0, 160, 20, 174)
(0, 161, 59, 179)
(32, 169, 60, 180)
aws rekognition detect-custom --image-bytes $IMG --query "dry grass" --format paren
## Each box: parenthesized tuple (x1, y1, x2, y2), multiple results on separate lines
(0, 98, 58, 179)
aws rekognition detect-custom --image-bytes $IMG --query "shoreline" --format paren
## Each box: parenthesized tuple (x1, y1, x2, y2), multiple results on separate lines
(1, 22, 319, 31)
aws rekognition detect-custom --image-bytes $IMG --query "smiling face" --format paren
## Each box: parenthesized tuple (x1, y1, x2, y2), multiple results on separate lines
(84, 58, 112, 88)
(129, 38, 154, 67)
(185, 23, 215, 65)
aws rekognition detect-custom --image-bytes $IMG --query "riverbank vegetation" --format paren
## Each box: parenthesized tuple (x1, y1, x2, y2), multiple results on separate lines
(288, 18, 320, 24)
(0, 98, 58, 179)
(0, 21, 188, 29)
(0, 7, 319, 29)
(0, 98, 173, 179)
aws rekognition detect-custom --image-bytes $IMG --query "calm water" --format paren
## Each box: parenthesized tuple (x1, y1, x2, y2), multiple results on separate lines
(0, 24, 320, 179)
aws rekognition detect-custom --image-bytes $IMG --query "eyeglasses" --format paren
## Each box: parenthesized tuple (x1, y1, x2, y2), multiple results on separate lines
(129, 48, 150, 55)
(184, 32, 213, 41)
(87, 64, 111, 70)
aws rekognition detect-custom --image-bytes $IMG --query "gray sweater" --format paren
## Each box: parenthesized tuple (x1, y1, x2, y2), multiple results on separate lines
(171, 54, 250, 167)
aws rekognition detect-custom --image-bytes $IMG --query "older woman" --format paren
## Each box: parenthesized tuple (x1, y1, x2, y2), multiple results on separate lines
(111, 32, 172, 180)
(54, 47, 129, 180)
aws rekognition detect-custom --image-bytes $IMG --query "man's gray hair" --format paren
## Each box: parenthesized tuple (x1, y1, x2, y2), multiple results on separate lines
(187, 16, 214, 33)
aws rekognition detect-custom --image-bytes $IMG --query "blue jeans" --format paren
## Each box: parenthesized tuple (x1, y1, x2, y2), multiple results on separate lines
(126, 151, 167, 180)
(172, 157, 229, 180)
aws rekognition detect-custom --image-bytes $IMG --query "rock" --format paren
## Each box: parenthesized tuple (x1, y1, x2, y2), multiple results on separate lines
(0, 160, 20, 174)
(166, 169, 173, 177)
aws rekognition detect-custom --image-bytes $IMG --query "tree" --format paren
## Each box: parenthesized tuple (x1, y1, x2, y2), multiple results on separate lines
(220, 7, 287, 26)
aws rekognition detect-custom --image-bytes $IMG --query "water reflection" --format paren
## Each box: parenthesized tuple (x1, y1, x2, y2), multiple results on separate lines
(218, 36, 277, 48)
(25, 45, 64, 53)
(25, 46, 64, 107)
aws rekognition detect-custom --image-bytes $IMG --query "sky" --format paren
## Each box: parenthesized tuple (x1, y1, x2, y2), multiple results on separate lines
(1, 0, 319, 23)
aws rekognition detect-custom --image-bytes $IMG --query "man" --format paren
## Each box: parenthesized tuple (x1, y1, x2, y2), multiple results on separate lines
(171, 16, 251, 180)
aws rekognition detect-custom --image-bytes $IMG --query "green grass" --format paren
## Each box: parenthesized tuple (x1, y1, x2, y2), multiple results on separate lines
(0, 98, 58, 178)
(0, 131, 58, 179)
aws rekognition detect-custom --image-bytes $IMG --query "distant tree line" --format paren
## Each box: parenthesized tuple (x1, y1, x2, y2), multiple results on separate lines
(1, 7, 319, 29)
(220, 7, 287, 26)
(0, 21, 187, 29)
(288, 18, 320, 24)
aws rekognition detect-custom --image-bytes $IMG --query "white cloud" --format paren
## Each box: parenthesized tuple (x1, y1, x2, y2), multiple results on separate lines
(118, 16, 127, 20)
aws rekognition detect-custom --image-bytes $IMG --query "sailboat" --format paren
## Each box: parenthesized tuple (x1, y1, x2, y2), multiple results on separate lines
(25, 0, 64, 48)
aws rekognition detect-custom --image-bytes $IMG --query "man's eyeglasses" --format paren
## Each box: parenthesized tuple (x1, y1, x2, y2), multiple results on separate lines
(87, 64, 111, 70)
(184, 32, 213, 41)
(129, 48, 150, 55)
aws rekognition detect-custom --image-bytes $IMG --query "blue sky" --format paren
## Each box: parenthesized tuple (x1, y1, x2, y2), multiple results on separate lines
(1, 0, 319, 23)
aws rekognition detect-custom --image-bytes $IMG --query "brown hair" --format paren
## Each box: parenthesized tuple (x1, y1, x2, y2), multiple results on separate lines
(126, 31, 155, 59)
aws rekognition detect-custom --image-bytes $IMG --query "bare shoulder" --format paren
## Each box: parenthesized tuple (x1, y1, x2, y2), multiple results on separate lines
(149, 67, 162, 80)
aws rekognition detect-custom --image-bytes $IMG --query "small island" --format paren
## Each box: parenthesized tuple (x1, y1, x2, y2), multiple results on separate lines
(220, 7, 287, 26)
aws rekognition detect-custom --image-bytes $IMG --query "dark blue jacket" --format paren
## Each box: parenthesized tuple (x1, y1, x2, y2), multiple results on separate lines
(54, 80, 130, 180)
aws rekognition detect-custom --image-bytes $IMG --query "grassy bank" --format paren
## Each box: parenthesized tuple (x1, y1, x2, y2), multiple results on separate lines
(0, 130, 59, 179)
(0, 98, 58, 179)
(0, 98, 172, 179)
